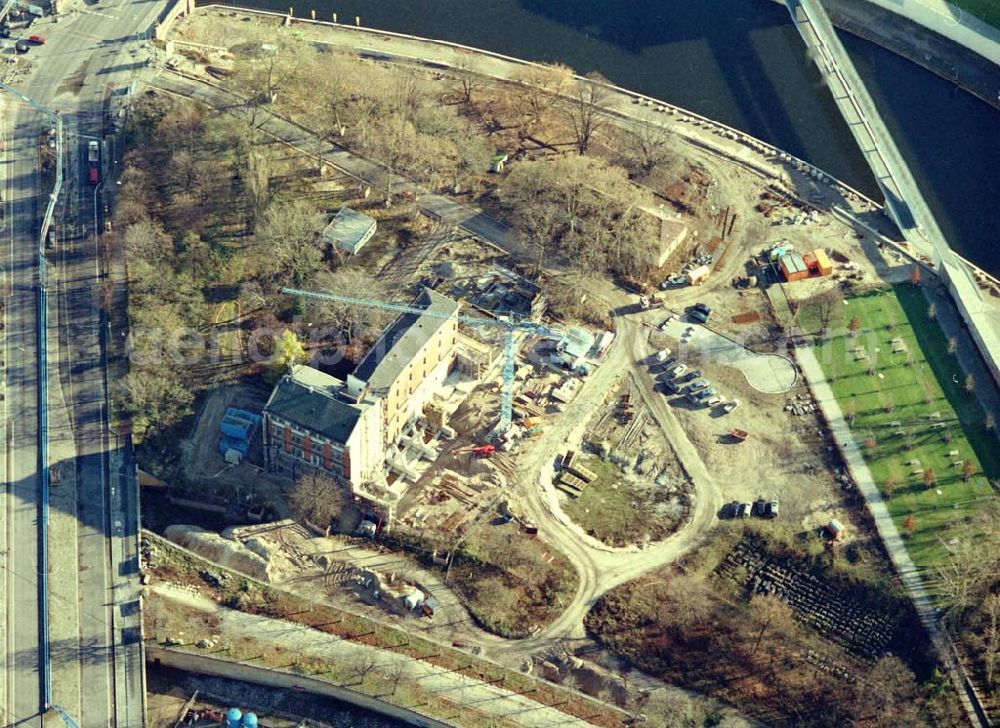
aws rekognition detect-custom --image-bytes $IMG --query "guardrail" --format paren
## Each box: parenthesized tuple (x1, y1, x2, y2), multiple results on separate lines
(0, 80, 63, 714)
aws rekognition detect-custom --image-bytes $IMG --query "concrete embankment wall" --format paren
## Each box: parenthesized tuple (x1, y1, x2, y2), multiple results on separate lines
(148, 646, 453, 727)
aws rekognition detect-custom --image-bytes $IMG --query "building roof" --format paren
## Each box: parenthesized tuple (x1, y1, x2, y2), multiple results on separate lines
(353, 288, 460, 395)
(322, 208, 376, 254)
(559, 326, 596, 360)
(812, 248, 833, 268)
(780, 251, 808, 276)
(687, 264, 711, 281)
(265, 365, 365, 445)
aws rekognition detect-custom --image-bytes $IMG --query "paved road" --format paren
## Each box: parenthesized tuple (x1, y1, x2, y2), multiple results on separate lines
(1, 87, 46, 728)
(0, 0, 166, 724)
(660, 317, 797, 394)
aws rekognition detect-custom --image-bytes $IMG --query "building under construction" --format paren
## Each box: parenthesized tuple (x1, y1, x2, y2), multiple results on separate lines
(263, 288, 485, 522)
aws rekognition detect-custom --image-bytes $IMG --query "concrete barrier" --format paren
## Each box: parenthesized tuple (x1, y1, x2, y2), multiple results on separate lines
(147, 646, 452, 727)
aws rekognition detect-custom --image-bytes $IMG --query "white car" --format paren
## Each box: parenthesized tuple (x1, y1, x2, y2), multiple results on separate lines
(654, 348, 672, 363)
(669, 364, 688, 378)
(723, 399, 742, 414)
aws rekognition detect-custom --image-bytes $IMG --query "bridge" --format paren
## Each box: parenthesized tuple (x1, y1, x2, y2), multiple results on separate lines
(784, 0, 1000, 394)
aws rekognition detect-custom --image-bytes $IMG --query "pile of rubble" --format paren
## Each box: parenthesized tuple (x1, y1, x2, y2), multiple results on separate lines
(785, 394, 818, 416)
(716, 539, 896, 662)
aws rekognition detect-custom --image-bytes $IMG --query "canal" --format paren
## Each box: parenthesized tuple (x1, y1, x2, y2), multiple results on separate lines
(222, 0, 1000, 275)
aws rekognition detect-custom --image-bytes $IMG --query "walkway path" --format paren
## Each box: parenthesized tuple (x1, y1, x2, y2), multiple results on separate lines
(148, 71, 531, 261)
(860, 0, 1000, 65)
(796, 344, 984, 726)
(150, 583, 590, 727)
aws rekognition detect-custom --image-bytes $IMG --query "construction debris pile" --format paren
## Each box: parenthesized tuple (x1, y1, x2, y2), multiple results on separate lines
(716, 539, 898, 662)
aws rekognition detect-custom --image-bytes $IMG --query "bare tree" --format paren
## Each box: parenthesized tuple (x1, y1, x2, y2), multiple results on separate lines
(985, 593, 1000, 687)
(123, 364, 194, 438)
(381, 661, 409, 696)
(947, 337, 958, 355)
(923, 467, 936, 489)
(927, 302, 937, 320)
(566, 71, 612, 154)
(852, 656, 920, 727)
(848, 315, 861, 337)
(304, 267, 392, 345)
(987, 412, 996, 432)
(507, 63, 574, 131)
(290, 472, 349, 532)
(963, 460, 976, 482)
(748, 594, 794, 659)
(348, 652, 380, 686)
(622, 113, 676, 177)
(659, 573, 714, 630)
(453, 56, 482, 105)
(256, 198, 326, 286)
(965, 372, 976, 394)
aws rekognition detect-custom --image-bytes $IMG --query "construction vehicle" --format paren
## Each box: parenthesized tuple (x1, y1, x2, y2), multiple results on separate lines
(638, 293, 665, 310)
(283, 287, 561, 435)
(458, 444, 495, 458)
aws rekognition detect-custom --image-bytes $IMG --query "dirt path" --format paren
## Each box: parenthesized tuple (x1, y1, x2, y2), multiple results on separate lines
(150, 583, 594, 727)
(492, 310, 725, 655)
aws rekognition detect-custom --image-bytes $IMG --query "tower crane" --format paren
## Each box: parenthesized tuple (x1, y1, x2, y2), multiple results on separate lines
(49, 704, 80, 728)
(282, 287, 561, 434)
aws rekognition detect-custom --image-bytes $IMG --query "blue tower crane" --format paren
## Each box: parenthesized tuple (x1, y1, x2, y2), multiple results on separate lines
(282, 287, 560, 434)
(49, 704, 80, 728)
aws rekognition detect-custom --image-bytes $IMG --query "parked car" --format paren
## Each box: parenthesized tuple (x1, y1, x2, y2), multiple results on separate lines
(723, 399, 742, 413)
(721, 501, 741, 519)
(694, 302, 712, 316)
(767, 500, 779, 518)
(668, 364, 688, 378)
(660, 357, 678, 370)
(685, 379, 710, 393)
(679, 370, 701, 383)
(28, 34, 45, 44)
(689, 309, 709, 324)
(740, 502, 753, 519)
(662, 379, 680, 395)
(693, 387, 717, 402)
(706, 396, 725, 407)
(14, 39, 29, 53)
(657, 316, 673, 331)
(752, 499, 768, 517)
(653, 348, 672, 363)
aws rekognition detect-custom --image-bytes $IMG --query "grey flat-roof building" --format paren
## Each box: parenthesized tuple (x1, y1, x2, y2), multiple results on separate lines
(323, 207, 377, 255)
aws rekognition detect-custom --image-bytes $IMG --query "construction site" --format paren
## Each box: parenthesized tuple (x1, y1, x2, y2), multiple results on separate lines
(127, 9, 1000, 725)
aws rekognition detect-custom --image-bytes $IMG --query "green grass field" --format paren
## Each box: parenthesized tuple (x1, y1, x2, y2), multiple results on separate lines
(951, 0, 1000, 30)
(804, 286, 999, 571)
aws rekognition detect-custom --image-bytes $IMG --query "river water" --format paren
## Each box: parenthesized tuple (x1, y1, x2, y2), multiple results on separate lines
(222, 0, 1000, 272)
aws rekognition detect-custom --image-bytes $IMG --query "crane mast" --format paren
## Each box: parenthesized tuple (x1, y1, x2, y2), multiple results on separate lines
(281, 287, 559, 435)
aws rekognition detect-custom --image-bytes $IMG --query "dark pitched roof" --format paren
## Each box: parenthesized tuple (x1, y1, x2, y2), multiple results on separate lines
(352, 288, 459, 394)
(266, 376, 363, 445)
